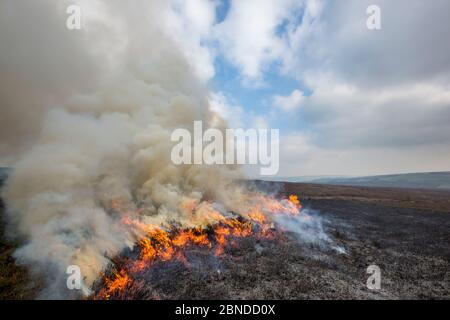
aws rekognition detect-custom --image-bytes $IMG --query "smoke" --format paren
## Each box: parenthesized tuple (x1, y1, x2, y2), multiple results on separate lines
(0, 1, 106, 161)
(274, 210, 330, 245)
(273, 208, 346, 254)
(0, 0, 338, 299)
(1, 0, 243, 298)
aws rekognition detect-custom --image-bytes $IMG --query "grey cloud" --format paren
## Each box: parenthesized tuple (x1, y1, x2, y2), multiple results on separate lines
(279, 0, 450, 155)
(288, 0, 450, 88)
(300, 85, 450, 149)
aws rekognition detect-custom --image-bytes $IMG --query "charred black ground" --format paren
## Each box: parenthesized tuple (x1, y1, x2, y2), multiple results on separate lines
(1, 179, 450, 299)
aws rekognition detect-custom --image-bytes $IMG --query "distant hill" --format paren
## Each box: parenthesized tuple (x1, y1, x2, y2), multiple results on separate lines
(311, 172, 450, 190)
(261, 175, 349, 183)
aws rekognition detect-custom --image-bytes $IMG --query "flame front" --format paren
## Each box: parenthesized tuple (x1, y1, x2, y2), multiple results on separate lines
(93, 194, 302, 299)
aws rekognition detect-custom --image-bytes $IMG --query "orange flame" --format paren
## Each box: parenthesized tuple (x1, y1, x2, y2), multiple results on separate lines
(96, 269, 130, 299)
(93, 193, 303, 299)
(289, 194, 301, 207)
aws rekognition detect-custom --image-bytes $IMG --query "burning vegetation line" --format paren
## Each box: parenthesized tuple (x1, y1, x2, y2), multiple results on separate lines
(93, 194, 303, 300)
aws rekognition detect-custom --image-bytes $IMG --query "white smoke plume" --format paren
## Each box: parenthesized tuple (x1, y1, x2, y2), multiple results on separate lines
(1, 0, 243, 298)
(0, 0, 337, 299)
(273, 208, 346, 254)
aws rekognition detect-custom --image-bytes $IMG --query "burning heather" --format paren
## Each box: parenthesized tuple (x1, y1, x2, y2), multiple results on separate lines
(93, 193, 304, 299)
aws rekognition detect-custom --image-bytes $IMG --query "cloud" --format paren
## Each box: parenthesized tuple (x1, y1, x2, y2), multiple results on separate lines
(285, 0, 450, 88)
(214, 0, 302, 84)
(273, 89, 305, 112)
(165, 0, 218, 81)
(278, 132, 450, 177)
(207, 0, 450, 176)
(209, 92, 245, 128)
(297, 77, 450, 148)
(207, 0, 450, 174)
(269, 0, 450, 175)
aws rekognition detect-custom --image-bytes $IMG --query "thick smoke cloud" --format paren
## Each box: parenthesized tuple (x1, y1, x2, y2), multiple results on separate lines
(0, 1, 107, 162)
(1, 0, 242, 298)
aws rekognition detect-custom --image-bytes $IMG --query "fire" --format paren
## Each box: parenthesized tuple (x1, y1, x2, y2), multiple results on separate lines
(93, 194, 303, 299)
(289, 195, 301, 207)
(96, 270, 130, 300)
(139, 238, 156, 260)
(172, 229, 210, 247)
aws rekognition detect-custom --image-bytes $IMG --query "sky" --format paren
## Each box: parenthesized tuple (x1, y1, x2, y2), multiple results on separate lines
(1, 0, 450, 177)
(199, 0, 450, 177)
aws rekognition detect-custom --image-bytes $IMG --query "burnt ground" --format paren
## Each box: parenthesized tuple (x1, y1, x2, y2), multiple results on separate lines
(1, 181, 450, 299)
